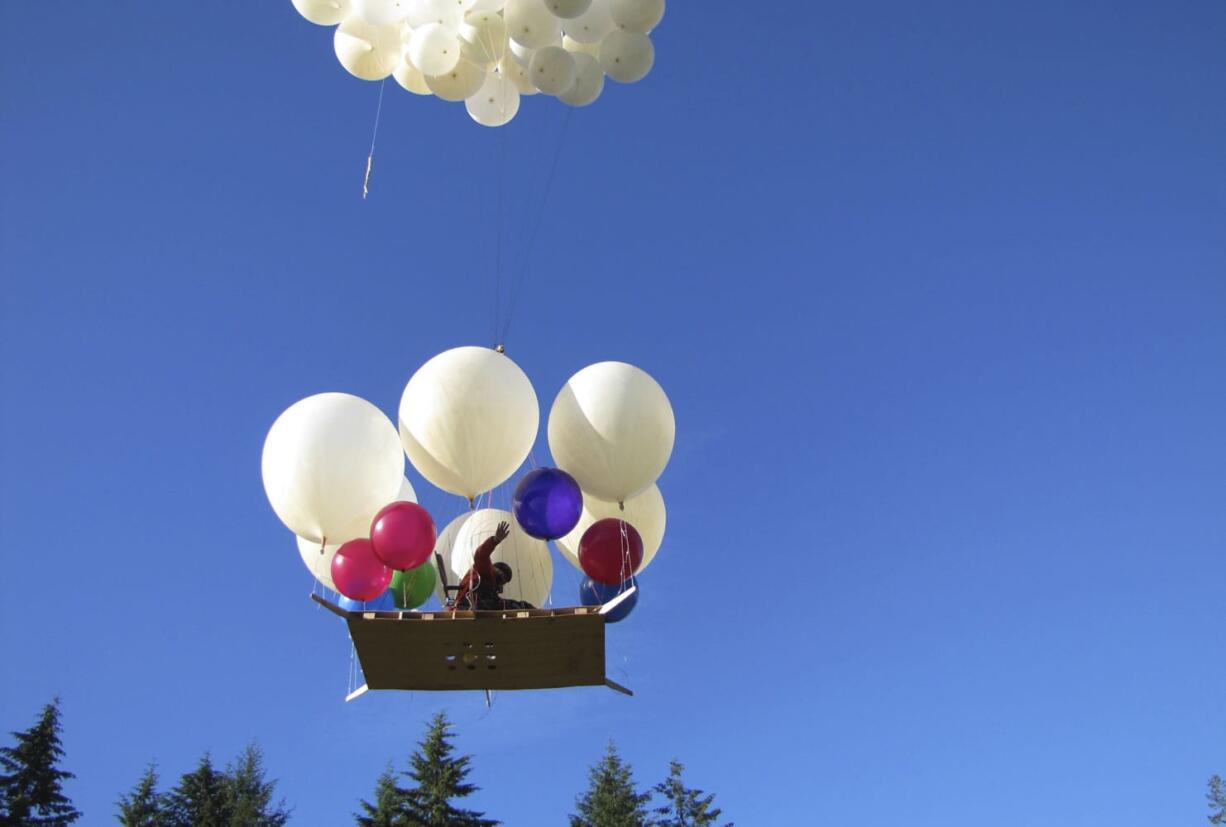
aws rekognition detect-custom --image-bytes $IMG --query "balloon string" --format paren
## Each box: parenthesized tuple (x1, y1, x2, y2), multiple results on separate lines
(500, 107, 572, 345)
(362, 79, 387, 200)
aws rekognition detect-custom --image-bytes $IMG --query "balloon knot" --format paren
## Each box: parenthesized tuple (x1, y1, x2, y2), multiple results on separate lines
(494, 344, 505, 354)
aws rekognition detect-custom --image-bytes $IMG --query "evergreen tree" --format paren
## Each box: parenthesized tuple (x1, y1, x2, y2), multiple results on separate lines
(570, 741, 651, 827)
(116, 764, 168, 827)
(1208, 775, 1226, 825)
(354, 767, 408, 827)
(0, 699, 82, 825)
(651, 761, 730, 827)
(223, 745, 289, 827)
(164, 754, 231, 827)
(401, 713, 497, 827)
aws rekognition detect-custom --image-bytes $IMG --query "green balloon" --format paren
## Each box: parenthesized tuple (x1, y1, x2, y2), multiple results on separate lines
(390, 562, 436, 609)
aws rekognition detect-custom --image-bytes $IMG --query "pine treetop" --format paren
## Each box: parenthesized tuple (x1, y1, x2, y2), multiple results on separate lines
(570, 741, 651, 827)
(116, 763, 167, 827)
(0, 698, 82, 826)
(651, 760, 731, 827)
(401, 712, 498, 827)
(355, 766, 409, 827)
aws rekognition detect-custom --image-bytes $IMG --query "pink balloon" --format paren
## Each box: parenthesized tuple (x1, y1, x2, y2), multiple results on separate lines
(331, 539, 392, 601)
(370, 501, 437, 571)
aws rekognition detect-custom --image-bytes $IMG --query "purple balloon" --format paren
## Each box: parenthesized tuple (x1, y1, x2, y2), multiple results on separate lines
(513, 468, 583, 540)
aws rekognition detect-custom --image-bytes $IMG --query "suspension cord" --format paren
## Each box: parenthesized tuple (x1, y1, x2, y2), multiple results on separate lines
(362, 79, 387, 200)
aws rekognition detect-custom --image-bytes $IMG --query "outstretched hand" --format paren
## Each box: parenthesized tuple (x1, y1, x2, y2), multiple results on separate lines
(494, 521, 511, 544)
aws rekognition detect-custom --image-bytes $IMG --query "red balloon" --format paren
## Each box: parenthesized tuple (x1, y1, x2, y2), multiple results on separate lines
(370, 501, 437, 571)
(578, 518, 644, 585)
(331, 539, 392, 601)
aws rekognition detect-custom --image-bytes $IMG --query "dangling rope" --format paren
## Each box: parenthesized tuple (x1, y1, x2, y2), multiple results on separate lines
(499, 107, 573, 345)
(362, 80, 387, 200)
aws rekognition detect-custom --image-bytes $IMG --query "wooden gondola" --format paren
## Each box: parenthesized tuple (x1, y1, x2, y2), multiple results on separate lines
(312, 586, 635, 701)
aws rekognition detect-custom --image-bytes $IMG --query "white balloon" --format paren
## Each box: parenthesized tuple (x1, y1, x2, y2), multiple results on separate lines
(452, 509, 553, 607)
(431, 512, 474, 604)
(557, 51, 603, 105)
(561, 34, 599, 56)
(408, 22, 463, 75)
(556, 484, 666, 575)
(470, 0, 504, 8)
(354, 0, 411, 25)
(504, 0, 562, 48)
(297, 536, 340, 591)
(262, 393, 404, 544)
(498, 56, 539, 95)
(459, 8, 508, 65)
(563, 0, 614, 43)
(598, 29, 652, 83)
(399, 347, 539, 500)
(296, 476, 416, 593)
(529, 46, 576, 95)
(405, 0, 464, 29)
(508, 37, 537, 67)
(546, 0, 592, 19)
(293, 0, 351, 26)
(608, 0, 662, 33)
(547, 362, 674, 503)
(425, 58, 486, 100)
(334, 15, 404, 80)
(393, 58, 432, 93)
(466, 71, 521, 126)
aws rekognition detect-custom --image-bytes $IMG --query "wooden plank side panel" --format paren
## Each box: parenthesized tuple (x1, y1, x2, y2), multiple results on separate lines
(349, 613, 607, 691)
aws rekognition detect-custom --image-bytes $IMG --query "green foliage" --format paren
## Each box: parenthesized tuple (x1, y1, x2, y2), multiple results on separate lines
(354, 767, 409, 827)
(164, 754, 230, 827)
(223, 745, 289, 827)
(651, 761, 730, 827)
(401, 713, 498, 827)
(1208, 775, 1226, 825)
(570, 741, 651, 827)
(0, 699, 82, 826)
(116, 764, 168, 827)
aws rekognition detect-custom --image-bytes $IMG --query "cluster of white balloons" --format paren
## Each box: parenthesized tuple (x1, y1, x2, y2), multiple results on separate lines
(291, 0, 664, 126)
(262, 346, 674, 604)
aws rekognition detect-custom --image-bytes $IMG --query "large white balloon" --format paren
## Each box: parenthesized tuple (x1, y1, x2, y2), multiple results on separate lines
(556, 484, 666, 574)
(431, 512, 474, 604)
(297, 536, 340, 591)
(470, 0, 505, 8)
(406, 0, 464, 29)
(399, 347, 539, 500)
(354, 0, 411, 25)
(547, 362, 674, 503)
(563, 0, 614, 43)
(598, 29, 652, 83)
(459, 8, 508, 65)
(529, 46, 577, 95)
(393, 58, 432, 93)
(451, 509, 553, 607)
(498, 55, 539, 94)
(425, 58, 487, 100)
(466, 71, 521, 126)
(505, 0, 562, 48)
(408, 22, 462, 75)
(262, 393, 404, 544)
(558, 51, 603, 105)
(334, 15, 404, 80)
(293, 0, 352, 26)
(561, 34, 599, 56)
(608, 0, 663, 33)
(546, 0, 592, 18)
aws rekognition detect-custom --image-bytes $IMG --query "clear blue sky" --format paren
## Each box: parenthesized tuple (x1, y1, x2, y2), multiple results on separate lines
(2, 1, 1224, 824)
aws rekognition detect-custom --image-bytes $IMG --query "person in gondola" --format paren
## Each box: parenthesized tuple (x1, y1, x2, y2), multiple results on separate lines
(449, 520, 536, 611)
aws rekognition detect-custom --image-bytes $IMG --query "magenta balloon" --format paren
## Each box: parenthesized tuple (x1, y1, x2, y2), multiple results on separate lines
(331, 538, 392, 601)
(577, 518, 644, 585)
(370, 501, 437, 571)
